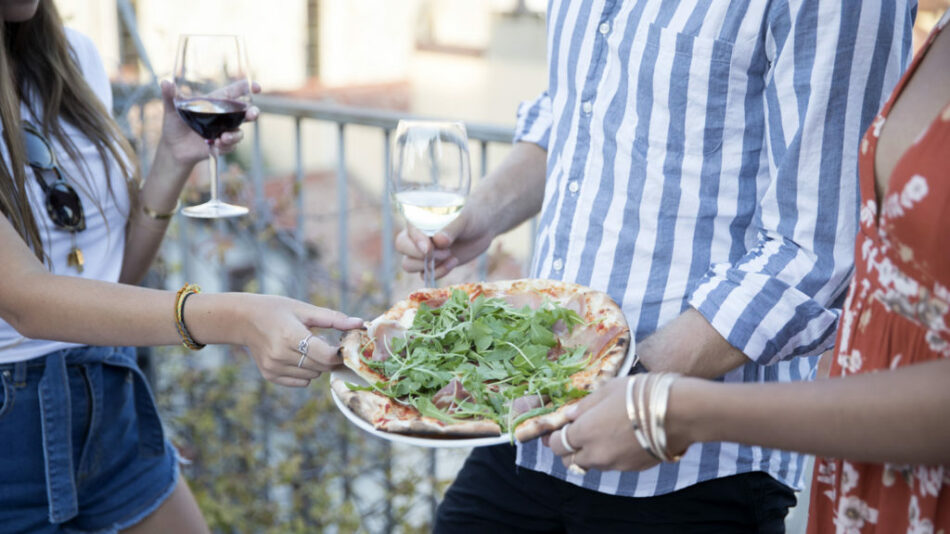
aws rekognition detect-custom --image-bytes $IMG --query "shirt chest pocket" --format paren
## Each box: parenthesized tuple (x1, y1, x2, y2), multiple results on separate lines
(629, 23, 759, 157)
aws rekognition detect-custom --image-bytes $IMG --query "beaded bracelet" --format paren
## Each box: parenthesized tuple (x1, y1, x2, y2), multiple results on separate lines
(174, 283, 206, 350)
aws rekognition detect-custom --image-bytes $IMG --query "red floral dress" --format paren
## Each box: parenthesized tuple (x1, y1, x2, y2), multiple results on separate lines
(807, 14, 950, 534)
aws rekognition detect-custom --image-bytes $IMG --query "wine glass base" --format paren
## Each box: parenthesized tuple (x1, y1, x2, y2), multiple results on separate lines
(182, 201, 249, 218)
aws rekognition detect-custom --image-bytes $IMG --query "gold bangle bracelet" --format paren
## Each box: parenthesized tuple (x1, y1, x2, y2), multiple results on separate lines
(142, 198, 181, 220)
(175, 283, 206, 351)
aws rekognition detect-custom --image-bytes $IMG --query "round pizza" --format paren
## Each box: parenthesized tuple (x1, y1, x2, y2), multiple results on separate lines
(332, 279, 631, 443)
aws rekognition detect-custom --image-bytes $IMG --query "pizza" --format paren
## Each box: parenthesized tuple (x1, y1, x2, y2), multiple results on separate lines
(332, 279, 631, 442)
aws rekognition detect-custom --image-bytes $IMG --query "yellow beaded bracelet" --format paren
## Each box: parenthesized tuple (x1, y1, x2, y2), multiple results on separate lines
(174, 283, 206, 351)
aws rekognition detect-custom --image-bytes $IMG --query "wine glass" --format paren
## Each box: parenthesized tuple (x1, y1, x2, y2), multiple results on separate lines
(174, 34, 252, 218)
(391, 121, 472, 287)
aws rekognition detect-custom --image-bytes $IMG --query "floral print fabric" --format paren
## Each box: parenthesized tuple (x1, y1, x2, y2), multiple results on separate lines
(807, 18, 950, 534)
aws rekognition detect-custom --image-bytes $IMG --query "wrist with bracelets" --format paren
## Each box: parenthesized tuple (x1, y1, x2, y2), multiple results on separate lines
(625, 371, 684, 463)
(175, 283, 206, 350)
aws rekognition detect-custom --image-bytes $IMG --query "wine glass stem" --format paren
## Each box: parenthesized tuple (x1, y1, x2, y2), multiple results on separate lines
(424, 248, 436, 288)
(207, 141, 219, 203)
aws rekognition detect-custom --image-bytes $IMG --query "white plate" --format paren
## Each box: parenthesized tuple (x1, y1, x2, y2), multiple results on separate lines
(329, 342, 637, 448)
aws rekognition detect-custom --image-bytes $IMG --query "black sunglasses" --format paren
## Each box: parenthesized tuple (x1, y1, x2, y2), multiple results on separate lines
(21, 121, 86, 232)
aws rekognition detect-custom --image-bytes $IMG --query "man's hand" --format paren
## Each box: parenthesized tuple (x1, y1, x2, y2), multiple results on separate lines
(394, 207, 496, 280)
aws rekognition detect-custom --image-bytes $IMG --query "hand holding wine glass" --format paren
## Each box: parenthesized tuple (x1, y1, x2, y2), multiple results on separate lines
(174, 34, 254, 218)
(390, 120, 472, 287)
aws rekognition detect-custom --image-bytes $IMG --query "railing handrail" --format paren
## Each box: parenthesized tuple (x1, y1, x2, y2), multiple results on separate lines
(253, 94, 514, 143)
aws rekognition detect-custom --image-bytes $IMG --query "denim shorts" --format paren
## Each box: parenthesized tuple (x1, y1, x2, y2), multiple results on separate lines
(0, 346, 179, 534)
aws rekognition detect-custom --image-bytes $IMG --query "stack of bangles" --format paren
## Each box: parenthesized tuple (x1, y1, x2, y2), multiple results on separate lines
(175, 283, 206, 351)
(624, 372, 685, 463)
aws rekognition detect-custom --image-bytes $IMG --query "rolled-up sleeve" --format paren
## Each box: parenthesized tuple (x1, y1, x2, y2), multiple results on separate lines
(513, 90, 554, 151)
(688, 0, 912, 365)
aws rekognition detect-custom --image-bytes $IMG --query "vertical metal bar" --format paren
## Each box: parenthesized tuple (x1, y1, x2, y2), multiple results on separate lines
(137, 104, 150, 176)
(116, 0, 158, 83)
(337, 123, 349, 312)
(428, 448, 438, 525)
(294, 117, 306, 300)
(252, 120, 266, 294)
(381, 129, 394, 306)
(477, 140, 489, 281)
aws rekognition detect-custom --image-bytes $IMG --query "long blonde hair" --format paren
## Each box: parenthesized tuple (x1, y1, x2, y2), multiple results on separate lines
(0, 0, 138, 260)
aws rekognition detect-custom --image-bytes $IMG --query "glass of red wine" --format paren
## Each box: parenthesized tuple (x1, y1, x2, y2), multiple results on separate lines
(174, 34, 252, 218)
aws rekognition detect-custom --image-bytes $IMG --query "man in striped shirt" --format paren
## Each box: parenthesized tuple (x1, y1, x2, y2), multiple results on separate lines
(397, 0, 914, 530)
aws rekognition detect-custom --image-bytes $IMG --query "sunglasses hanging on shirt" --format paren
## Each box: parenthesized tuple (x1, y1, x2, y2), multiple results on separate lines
(21, 121, 87, 272)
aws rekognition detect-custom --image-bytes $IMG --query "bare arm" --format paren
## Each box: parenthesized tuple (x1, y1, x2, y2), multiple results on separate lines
(547, 358, 950, 472)
(1, 216, 361, 387)
(671, 359, 950, 465)
(396, 141, 547, 276)
(120, 81, 259, 284)
(637, 308, 748, 378)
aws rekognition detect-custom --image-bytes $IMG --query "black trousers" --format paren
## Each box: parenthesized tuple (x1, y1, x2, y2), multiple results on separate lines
(434, 444, 796, 534)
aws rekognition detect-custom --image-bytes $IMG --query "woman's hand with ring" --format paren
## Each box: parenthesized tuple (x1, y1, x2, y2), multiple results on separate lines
(213, 293, 362, 387)
(545, 376, 663, 473)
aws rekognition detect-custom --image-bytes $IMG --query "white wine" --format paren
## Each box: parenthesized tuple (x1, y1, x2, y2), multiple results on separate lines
(395, 190, 466, 236)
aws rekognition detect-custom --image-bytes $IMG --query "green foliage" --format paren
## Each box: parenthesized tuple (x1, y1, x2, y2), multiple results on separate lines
(154, 349, 435, 533)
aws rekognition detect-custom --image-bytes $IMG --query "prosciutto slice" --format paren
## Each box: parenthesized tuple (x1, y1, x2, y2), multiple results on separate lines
(367, 319, 407, 362)
(510, 394, 550, 417)
(432, 378, 473, 412)
(560, 323, 624, 359)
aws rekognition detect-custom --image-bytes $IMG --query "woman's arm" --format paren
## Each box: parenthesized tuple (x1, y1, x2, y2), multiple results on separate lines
(120, 80, 259, 284)
(547, 359, 950, 472)
(671, 358, 950, 465)
(0, 216, 361, 387)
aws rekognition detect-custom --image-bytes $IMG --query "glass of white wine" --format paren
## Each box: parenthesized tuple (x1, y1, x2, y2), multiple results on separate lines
(391, 120, 471, 287)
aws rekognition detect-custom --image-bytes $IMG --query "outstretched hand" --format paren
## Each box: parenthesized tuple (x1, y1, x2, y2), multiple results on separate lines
(235, 294, 362, 387)
(157, 79, 261, 168)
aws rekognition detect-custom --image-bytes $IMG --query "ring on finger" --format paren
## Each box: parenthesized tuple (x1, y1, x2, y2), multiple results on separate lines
(297, 333, 315, 356)
(297, 352, 309, 368)
(559, 423, 578, 454)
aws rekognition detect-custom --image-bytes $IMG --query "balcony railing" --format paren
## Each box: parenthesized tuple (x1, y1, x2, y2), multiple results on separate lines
(121, 84, 524, 532)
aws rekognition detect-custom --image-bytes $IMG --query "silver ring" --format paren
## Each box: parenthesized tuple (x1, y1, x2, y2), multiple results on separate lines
(297, 333, 314, 356)
(559, 423, 577, 454)
(568, 454, 587, 476)
(297, 352, 308, 368)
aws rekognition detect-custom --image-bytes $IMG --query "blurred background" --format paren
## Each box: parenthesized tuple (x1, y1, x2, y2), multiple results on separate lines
(53, 1, 948, 532)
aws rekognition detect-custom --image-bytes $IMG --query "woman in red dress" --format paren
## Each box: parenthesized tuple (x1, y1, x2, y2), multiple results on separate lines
(546, 10, 950, 532)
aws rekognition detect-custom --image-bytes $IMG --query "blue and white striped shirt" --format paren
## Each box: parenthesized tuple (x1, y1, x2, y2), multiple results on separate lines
(514, 0, 914, 497)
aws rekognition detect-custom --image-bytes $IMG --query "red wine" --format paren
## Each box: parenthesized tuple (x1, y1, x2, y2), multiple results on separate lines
(175, 98, 248, 141)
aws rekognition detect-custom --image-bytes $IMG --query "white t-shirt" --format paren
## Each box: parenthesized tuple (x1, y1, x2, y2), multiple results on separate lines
(0, 28, 131, 363)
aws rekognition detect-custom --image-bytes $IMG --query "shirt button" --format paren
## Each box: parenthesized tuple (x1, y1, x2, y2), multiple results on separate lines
(599, 22, 610, 35)
(552, 258, 564, 271)
(568, 180, 579, 193)
(582, 100, 593, 114)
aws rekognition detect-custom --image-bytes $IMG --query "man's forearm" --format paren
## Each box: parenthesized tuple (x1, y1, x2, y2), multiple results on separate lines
(472, 141, 547, 237)
(637, 308, 749, 379)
